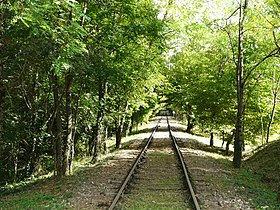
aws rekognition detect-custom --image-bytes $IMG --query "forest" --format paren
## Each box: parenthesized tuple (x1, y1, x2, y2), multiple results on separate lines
(0, 0, 280, 201)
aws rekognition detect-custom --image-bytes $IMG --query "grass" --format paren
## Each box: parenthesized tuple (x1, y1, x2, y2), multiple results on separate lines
(233, 168, 279, 209)
(119, 195, 190, 210)
(118, 149, 193, 210)
(179, 135, 280, 209)
(212, 156, 280, 210)
(0, 191, 71, 210)
(0, 121, 155, 210)
(0, 154, 114, 210)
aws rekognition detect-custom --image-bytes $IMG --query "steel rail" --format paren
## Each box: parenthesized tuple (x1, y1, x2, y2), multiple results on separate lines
(108, 120, 160, 210)
(167, 117, 201, 210)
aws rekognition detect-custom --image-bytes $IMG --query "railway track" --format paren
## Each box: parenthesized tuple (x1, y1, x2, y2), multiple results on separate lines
(108, 117, 200, 210)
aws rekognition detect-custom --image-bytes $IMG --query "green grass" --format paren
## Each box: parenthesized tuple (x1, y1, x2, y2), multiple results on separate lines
(216, 159, 280, 210)
(0, 191, 71, 209)
(119, 191, 190, 210)
(234, 168, 280, 209)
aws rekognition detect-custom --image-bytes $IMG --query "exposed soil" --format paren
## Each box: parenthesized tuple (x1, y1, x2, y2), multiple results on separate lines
(2, 118, 276, 209)
(67, 140, 146, 209)
(179, 143, 252, 209)
(66, 118, 256, 209)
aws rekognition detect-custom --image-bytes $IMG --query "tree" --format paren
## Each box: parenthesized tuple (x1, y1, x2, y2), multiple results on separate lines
(233, 0, 248, 168)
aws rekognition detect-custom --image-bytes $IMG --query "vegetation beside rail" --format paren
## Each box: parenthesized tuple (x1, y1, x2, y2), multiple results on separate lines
(1, 0, 280, 203)
(0, 129, 279, 209)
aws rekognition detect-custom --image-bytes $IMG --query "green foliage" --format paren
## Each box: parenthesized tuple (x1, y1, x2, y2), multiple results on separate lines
(0, 0, 167, 183)
(162, 0, 280, 147)
(2, 0, 280, 186)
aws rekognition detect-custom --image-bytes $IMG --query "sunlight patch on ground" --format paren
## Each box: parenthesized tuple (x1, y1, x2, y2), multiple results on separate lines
(154, 131, 169, 139)
(169, 119, 235, 151)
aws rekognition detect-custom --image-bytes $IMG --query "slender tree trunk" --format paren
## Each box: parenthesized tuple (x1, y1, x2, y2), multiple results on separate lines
(88, 126, 96, 156)
(93, 120, 103, 158)
(0, 79, 4, 147)
(53, 75, 63, 177)
(26, 72, 39, 176)
(278, 138, 280, 203)
(81, 1, 87, 27)
(225, 139, 231, 156)
(115, 120, 122, 149)
(261, 113, 265, 145)
(233, 0, 247, 168)
(129, 116, 134, 135)
(186, 104, 193, 133)
(210, 132, 214, 147)
(63, 73, 73, 175)
(72, 87, 81, 157)
(115, 102, 129, 149)
(124, 119, 131, 137)
(226, 129, 235, 156)
(278, 191, 280, 203)
(92, 81, 107, 162)
(13, 151, 18, 183)
(0, 16, 4, 149)
(221, 131, 225, 147)
(278, 158, 280, 202)
(266, 72, 280, 143)
(103, 124, 108, 154)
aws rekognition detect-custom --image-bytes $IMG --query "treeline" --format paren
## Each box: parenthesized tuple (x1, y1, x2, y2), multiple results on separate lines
(164, 0, 280, 167)
(0, 0, 167, 183)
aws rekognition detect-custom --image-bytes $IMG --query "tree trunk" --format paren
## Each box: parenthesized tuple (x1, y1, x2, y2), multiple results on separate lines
(124, 119, 131, 137)
(278, 144, 280, 203)
(226, 130, 235, 156)
(0, 79, 4, 148)
(63, 73, 73, 175)
(225, 139, 231, 156)
(233, 0, 247, 168)
(103, 125, 108, 154)
(93, 110, 103, 161)
(129, 116, 134, 135)
(88, 126, 96, 156)
(72, 86, 82, 157)
(278, 175, 280, 203)
(26, 72, 39, 176)
(53, 75, 63, 177)
(221, 131, 225, 147)
(115, 120, 122, 149)
(0, 0, 4, 148)
(266, 71, 280, 143)
(210, 132, 214, 147)
(13, 151, 18, 183)
(186, 104, 193, 133)
(92, 81, 107, 162)
(115, 102, 129, 149)
(261, 112, 265, 145)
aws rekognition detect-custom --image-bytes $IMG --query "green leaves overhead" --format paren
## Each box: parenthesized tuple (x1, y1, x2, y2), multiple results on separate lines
(163, 0, 280, 143)
(0, 0, 167, 182)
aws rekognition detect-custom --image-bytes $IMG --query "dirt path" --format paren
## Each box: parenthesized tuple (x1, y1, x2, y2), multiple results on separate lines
(66, 118, 255, 209)
(1, 117, 260, 209)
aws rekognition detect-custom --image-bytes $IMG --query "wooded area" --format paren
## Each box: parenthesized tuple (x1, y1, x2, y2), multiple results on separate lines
(0, 0, 280, 201)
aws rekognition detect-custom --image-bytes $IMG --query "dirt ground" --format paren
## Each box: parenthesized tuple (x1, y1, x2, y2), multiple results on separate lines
(66, 118, 255, 209)
(0, 118, 261, 209)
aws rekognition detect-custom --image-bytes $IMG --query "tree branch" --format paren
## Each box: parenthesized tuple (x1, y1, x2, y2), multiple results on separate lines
(273, 30, 280, 49)
(225, 7, 240, 20)
(162, 0, 174, 21)
(224, 28, 238, 67)
(274, 0, 280, 8)
(243, 48, 280, 86)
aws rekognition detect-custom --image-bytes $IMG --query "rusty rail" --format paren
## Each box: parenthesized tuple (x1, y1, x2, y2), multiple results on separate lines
(167, 116, 201, 210)
(108, 121, 159, 210)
